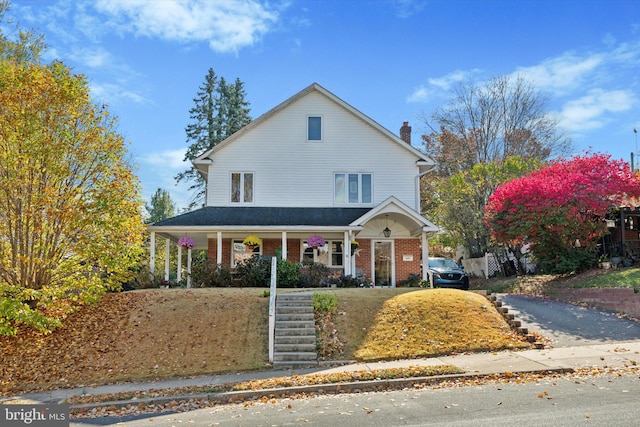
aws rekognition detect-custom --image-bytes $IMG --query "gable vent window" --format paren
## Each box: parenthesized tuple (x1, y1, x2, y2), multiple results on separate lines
(335, 173, 372, 204)
(231, 172, 254, 203)
(307, 116, 322, 141)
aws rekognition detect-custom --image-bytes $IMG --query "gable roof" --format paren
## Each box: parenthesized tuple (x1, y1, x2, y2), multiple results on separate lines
(352, 196, 439, 234)
(193, 83, 435, 175)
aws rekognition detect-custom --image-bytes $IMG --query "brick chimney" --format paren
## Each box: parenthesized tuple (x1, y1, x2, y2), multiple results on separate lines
(400, 121, 411, 144)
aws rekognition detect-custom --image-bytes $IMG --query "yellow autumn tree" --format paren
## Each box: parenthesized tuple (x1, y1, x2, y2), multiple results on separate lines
(0, 59, 145, 335)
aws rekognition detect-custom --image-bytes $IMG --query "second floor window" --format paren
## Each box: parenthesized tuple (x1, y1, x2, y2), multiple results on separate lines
(335, 173, 372, 204)
(308, 116, 322, 141)
(231, 172, 253, 203)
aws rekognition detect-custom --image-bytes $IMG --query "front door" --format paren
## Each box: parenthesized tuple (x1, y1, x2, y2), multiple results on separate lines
(374, 241, 393, 286)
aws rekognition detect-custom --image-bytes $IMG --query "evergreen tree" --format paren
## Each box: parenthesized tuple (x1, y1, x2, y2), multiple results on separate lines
(145, 188, 176, 224)
(176, 69, 251, 208)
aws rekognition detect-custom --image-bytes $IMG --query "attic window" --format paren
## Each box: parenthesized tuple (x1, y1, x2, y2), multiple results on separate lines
(307, 116, 322, 141)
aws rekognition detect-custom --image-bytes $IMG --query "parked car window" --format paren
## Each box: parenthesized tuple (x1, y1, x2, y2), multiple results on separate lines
(429, 258, 460, 268)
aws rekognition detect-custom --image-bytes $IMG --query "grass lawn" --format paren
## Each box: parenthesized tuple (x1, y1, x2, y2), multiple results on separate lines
(472, 267, 640, 295)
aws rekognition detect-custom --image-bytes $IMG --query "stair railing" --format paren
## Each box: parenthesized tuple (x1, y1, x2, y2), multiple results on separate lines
(268, 256, 277, 363)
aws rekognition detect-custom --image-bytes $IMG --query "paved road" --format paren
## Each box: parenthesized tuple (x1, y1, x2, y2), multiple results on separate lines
(70, 372, 640, 426)
(498, 294, 640, 347)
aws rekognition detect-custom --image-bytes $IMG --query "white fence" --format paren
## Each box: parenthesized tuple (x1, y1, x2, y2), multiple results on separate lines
(461, 253, 500, 279)
(461, 251, 536, 278)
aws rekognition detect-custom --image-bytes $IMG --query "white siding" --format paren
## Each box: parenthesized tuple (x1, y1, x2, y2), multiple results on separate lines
(206, 92, 421, 208)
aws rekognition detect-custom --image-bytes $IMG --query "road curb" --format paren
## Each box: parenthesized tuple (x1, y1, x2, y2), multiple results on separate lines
(69, 368, 574, 412)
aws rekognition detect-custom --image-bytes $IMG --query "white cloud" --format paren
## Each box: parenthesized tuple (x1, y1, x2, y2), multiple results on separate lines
(390, 0, 427, 19)
(412, 38, 640, 141)
(407, 69, 482, 103)
(558, 89, 636, 132)
(69, 46, 113, 68)
(139, 149, 193, 210)
(406, 85, 430, 103)
(93, 0, 280, 53)
(427, 69, 481, 91)
(90, 82, 151, 106)
(140, 148, 190, 170)
(515, 53, 604, 94)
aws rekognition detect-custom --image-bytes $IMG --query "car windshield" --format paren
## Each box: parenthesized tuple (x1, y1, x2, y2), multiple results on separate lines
(429, 258, 460, 269)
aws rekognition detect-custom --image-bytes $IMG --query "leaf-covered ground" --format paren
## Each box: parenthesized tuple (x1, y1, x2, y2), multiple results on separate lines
(353, 289, 529, 361)
(2, 287, 529, 396)
(1, 289, 269, 395)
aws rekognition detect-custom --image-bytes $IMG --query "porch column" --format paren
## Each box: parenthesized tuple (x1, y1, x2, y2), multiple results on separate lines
(177, 245, 182, 283)
(281, 231, 288, 260)
(187, 248, 192, 288)
(350, 230, 356, 277)
(343, 231, 351, 276)
(421, 231, 429, 281)
(149, 231, 156, 281)
(164, 238, 170, 281)
(216, 231, 223, 266)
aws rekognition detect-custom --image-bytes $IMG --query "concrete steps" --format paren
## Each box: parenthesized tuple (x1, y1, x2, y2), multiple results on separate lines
(273, 293, 318, 368)
(489, 293, 545, 349)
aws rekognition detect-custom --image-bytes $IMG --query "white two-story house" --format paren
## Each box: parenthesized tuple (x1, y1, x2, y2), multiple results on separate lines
(148, 83, 438, 286)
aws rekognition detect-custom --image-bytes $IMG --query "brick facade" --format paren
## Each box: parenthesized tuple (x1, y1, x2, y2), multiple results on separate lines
(394, 238, 422, 282)
(207, 237, 423, 286)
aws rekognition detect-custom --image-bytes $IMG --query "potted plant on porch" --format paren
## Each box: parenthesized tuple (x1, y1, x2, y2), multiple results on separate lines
(307, 235, 326, 250)
(599, 254, 611, 269)
(610, 249, 622, 267)
(177, 237, 194, 250)
(243, 235, 262, 251)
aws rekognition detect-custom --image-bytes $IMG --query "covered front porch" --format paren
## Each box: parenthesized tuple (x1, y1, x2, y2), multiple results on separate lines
(147, 198, 439, 287)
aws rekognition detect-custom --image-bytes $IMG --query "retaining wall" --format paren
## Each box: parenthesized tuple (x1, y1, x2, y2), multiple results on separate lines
(553, 288, 640, 318)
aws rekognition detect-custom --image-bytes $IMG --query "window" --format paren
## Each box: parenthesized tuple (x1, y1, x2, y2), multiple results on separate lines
(232, 240, 259, 267)
(307, 116, 322, 141)
(231, 172, 253, 203)
(331, 241, 343, 266)
(334, 173, 372, 204)
(302, 240, 343, 267)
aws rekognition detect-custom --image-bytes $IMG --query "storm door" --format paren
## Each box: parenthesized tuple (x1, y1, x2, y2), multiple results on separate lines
(373, 241, 393, 286)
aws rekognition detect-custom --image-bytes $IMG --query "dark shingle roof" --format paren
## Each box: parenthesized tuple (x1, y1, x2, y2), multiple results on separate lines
(152, 207, 372, 227)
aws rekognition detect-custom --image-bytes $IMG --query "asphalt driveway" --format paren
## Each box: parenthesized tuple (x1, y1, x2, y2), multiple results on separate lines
(498, 294, 640, 347)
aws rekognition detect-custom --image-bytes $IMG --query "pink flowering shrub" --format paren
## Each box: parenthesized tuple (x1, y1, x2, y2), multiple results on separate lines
(485, 153, 640, 273)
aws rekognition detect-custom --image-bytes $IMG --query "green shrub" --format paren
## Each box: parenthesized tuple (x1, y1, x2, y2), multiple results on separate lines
(327, 274, 372, 288)
(538, 248, 597, 275)
(398, 273, 422, 287)
(190, 257, 233, 287)
(312, 292, 338, 313)
(235, 255, 271, 287)
(299, 262, 331, 287)
(276, 259, 301, 288)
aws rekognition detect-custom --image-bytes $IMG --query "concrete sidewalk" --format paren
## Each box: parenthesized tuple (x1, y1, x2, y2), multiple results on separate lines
(5, 339, 640, 409)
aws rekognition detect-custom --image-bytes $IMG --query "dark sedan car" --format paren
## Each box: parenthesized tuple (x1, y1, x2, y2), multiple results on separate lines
(428, 257, 469, 290)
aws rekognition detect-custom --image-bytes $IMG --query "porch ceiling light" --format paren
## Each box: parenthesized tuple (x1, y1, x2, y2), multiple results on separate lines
(383, 215, 391, 238)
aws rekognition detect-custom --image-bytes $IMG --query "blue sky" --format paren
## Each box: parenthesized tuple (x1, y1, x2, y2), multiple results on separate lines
(6, 0, 640, 211)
